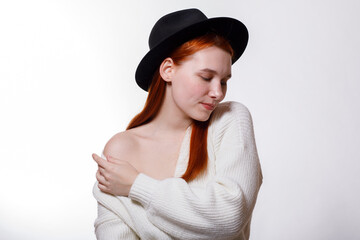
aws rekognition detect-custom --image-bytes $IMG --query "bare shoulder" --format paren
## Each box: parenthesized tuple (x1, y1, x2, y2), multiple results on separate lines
(103, 130, 138, 160)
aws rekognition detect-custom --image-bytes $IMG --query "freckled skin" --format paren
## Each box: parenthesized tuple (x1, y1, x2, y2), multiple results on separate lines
(169, 46, 232, 122)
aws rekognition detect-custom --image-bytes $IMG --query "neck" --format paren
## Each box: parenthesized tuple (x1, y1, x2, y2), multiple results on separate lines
(149, 86, 192, 133)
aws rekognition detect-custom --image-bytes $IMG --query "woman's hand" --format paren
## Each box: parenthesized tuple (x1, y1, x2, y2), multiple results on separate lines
(92, 153, 139, 197)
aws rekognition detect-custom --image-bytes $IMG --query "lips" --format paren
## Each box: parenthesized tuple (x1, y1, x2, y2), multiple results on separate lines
(201, 103, 215, 111)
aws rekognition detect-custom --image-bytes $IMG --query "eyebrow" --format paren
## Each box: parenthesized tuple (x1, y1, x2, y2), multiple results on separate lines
(199, 68, 232, 79)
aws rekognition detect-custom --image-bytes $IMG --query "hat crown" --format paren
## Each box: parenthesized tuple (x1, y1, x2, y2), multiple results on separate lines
(136, 8, 248, 91)
(149, 9, 208, 49)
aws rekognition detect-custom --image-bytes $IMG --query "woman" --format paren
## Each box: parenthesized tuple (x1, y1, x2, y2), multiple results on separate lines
(93, 8, 262, 240)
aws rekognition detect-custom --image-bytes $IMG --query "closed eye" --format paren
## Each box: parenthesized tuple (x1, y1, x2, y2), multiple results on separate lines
(200, 76, 212, 81)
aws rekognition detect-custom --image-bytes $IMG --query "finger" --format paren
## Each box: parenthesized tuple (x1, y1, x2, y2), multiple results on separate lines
(98, 165, 106, 172)
(98, 167, 108, 179)
(98, 182, 108, 193)
(96, 170, 107, 184)
(108, 156, 131, 166)
(92, 153, 108, 169)
(107, 155, 122, 164)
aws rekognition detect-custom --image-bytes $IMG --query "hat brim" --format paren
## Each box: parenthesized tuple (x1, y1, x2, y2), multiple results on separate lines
(135, 17, 249, 91)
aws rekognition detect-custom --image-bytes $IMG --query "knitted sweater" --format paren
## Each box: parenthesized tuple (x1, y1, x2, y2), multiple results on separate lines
(93, 101, 263, 240)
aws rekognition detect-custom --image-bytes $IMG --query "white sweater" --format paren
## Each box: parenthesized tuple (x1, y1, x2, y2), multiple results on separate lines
(93, 101, 263, 240)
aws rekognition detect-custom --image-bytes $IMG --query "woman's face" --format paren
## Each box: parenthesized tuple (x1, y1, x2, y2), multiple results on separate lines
(169, 46, 232, 122)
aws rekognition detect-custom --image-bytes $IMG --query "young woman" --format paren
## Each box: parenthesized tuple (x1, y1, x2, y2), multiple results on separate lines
(92, 8, 262, 240)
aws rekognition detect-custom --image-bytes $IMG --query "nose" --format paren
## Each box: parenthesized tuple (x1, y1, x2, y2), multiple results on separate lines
(209, 81, 224, 100)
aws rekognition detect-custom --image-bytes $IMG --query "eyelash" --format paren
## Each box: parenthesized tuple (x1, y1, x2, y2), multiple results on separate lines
(201, 76, 227, 86)
(201, 76, 211, 81)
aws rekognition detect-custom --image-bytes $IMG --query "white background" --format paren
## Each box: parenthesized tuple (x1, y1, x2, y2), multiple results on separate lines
(1, 0, 359, 239)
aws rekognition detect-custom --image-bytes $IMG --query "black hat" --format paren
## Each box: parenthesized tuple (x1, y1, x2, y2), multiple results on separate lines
(135, 8, 249, 91)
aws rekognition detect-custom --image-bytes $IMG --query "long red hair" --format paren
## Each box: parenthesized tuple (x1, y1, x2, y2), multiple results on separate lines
(127, 33, 234, 182)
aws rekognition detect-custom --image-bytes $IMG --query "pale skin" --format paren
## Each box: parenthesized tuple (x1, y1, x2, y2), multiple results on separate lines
(93, 46, 232, 196)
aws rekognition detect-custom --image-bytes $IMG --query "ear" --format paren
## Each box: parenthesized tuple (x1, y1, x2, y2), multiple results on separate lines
(159, 58, 175, 83)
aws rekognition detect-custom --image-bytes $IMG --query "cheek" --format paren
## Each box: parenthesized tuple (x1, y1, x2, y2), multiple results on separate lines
(191, 82, 208, 97)
(173, 74, 205, 98)
(179, 80, 207, 101)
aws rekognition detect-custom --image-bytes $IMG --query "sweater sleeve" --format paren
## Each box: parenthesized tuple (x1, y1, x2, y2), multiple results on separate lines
(128, 101, 263, 239)
(93, 153, 140, 240)
(94, 201, 140, 240)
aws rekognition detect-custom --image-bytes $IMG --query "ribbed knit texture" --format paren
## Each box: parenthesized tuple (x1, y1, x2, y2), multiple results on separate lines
(93, 101, 262, 240)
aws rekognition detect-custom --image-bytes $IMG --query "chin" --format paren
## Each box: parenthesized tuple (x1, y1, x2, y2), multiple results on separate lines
(191, 113, 212, 122)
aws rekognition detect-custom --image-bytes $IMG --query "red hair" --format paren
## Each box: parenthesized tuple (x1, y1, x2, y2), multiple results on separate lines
(127, 33, 234, 182)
